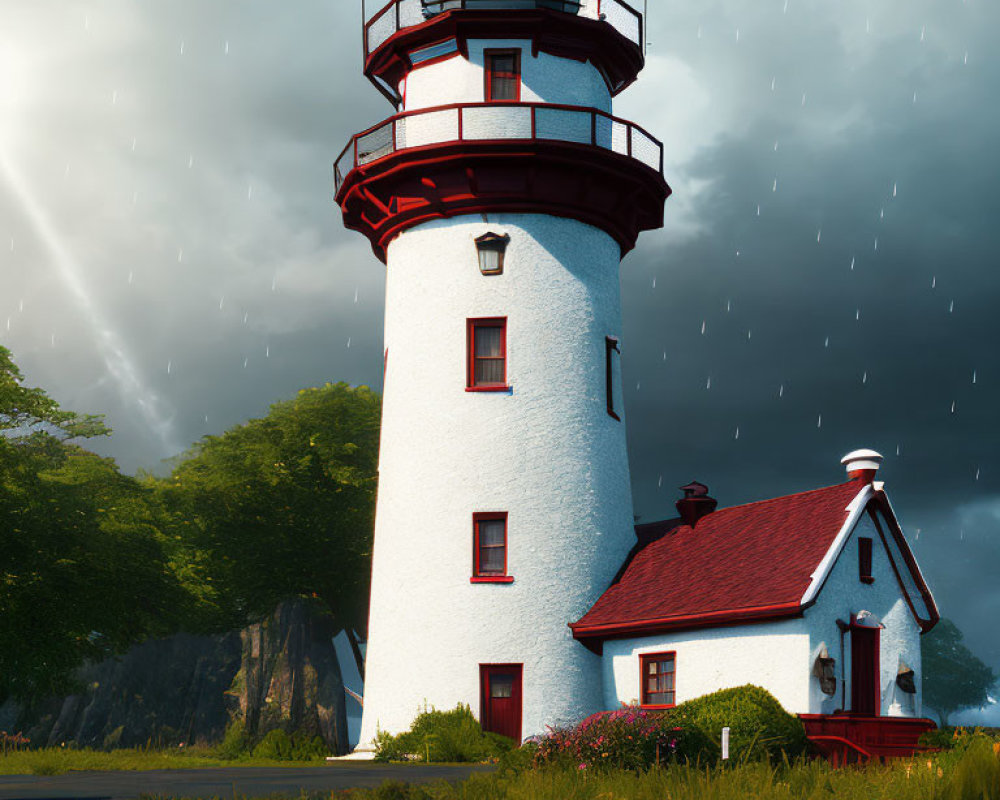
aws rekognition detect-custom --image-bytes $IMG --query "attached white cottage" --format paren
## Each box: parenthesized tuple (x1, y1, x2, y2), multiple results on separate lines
(571, 450, 940, 760)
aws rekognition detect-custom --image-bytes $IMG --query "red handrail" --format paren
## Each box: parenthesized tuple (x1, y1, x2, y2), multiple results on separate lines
(334, 101, 663, 190)
(807, 735, 873, 766)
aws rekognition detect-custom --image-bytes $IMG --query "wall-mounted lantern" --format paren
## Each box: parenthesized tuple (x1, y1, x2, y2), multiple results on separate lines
(812, 644, 837, 696)
(475, 232, 510, 275)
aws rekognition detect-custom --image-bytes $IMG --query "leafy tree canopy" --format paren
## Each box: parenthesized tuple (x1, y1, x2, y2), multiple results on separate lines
(922, 618, 998, 726)
(152, 383, 381, 651)
(0, 347, 180, 702)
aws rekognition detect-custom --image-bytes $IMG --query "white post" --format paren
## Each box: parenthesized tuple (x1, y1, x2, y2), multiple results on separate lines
(721, 727, 730, 760)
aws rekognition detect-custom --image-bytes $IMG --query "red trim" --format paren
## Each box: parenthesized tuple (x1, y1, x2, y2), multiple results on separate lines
(484, 49, 521, 102)
(363, 6, 643, 100)
(467, 318, 507, 390)
(867, 501, 940, 632)
(605, 336, 620, 420)
(639, 651, 676, 709)
(336, 132, 668, 262)
(473, 511, 509, 579)
(570, 601, 803, 641)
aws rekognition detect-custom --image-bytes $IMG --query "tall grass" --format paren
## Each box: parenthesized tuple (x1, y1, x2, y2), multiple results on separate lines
(342, 736, 1000, 800)
(0, 745, 330, 776)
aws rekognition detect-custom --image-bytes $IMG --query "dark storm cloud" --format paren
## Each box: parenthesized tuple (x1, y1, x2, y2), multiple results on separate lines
(1, 1, 997, 695)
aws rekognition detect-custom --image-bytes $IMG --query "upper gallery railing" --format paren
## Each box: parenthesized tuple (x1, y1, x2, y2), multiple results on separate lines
(334, 101, 662, 192)
(363, 0, 643, 60)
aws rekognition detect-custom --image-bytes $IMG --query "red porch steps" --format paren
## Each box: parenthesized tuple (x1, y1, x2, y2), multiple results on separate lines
(800, 714, 936, 765)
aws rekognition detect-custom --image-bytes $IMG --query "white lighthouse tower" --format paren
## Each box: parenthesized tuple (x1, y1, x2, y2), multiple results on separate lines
(334, 0, 669, 752)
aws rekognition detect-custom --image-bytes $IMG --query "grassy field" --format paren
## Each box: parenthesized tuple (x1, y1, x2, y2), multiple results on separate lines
(336, 738, 1000, 800)
(0, 745, 329, 776)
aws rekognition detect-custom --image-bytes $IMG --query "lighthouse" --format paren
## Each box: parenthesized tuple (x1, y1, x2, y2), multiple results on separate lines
(334, 0, 669, 751)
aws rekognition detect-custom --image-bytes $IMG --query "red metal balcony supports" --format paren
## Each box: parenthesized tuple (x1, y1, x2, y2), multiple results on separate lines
(334, 102, 669, 261)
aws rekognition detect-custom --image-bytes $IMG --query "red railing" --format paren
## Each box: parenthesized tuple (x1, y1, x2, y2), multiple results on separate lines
(334, 101, 663, 192)
(363, 0, 643, 60)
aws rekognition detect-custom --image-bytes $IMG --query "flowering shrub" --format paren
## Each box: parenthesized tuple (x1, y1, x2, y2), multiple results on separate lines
(533, 686, 807, 771)
(533, 707, 713, 771)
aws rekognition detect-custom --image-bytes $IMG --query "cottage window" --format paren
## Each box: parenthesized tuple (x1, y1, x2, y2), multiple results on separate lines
(472, 512, 512, 583)
(639, 652, 676, 708)
(485, 50, 521, 102)
(859, 537, 874, 584)
(467, 318, 507, 390)
(606, 336, 621, 420)
(475, 232, 509, 275)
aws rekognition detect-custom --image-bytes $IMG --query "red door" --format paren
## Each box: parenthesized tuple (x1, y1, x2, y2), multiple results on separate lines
(851, 626, 880, 716)
(480, 664, 522, 742)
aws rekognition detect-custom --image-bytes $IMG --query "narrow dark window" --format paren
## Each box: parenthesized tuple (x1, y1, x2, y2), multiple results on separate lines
(485, 50, 521, 102)
(640, 652, 676, 708)
(605, 336, 621, 420)
(859, 537, 874, 584)
(467, 318, 507, 390)
(472, 512, 512, 583)
(475, 232, 509, 275)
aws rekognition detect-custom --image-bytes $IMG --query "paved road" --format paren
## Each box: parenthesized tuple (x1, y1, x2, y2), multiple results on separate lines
(0, 764, 492, 800)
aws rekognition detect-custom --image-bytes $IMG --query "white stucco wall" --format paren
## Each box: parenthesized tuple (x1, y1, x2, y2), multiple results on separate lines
(805, 509, 924, 717)
(603, 620, 812, 714)
(356, 213, 636, 749)
(402, 40, 611, 113)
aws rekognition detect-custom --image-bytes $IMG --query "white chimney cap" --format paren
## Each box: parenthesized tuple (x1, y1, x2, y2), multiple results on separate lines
(841, 448, 883, 474)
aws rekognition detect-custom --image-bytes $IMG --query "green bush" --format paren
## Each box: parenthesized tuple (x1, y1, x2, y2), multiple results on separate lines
(214, 719, 250, 760)
(252, 729, 293, 760)
(290, 734, 329, 760)
(373, 704, 514, 763)
(676, 684, 808, 762)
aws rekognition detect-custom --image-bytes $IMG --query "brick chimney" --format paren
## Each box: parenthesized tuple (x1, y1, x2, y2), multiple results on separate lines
(676, 481, 718, 527)
(841, 449, 883, 483)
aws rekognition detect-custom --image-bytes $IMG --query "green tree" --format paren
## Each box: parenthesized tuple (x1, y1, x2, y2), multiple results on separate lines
(0, 346, 181, 702)
(154, 383, 380, 675)
(922, 618, 998, 726)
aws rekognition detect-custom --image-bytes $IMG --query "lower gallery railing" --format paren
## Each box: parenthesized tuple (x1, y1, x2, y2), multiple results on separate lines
(335, 102, 662, 191)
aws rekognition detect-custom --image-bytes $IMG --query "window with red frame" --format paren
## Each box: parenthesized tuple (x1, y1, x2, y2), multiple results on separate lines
(473, 512, 510, 581)
(859, 537, 874, 584)
(485, 50, 520, 102)
(467, 318, 507, 390)
(640, 652, 676, 708)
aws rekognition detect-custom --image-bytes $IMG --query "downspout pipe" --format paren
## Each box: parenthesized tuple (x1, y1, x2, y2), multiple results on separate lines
(836, 619, 850, 712)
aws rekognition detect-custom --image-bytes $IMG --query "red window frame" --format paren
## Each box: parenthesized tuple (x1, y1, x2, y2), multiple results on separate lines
(639, 651, 676, 709)
(467, 317, 508, 391)
(606, 336, 621, 420)
(484, 49, 521, 102)
(472, 512, 512, 584)
(859, 537, 874, 584)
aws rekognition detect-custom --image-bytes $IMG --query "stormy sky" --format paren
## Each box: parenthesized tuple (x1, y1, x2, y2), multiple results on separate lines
(2, 1, 997, 716)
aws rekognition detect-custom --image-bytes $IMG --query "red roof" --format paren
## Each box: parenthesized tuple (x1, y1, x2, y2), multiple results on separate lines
(572, 480, 867, 641)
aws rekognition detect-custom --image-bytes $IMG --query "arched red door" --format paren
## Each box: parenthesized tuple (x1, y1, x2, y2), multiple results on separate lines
(480, 664, 522, 742)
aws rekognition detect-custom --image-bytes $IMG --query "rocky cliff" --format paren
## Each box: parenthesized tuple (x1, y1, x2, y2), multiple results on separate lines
(0, 600, 351, 755)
